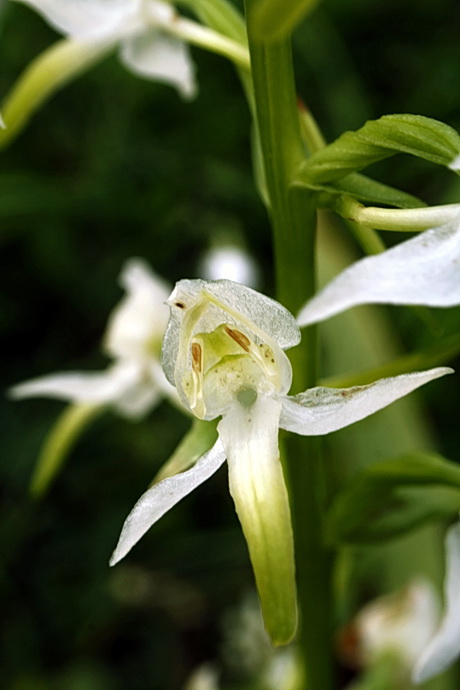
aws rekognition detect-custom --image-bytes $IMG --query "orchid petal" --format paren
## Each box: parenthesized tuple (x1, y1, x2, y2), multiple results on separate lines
(9, 360, 141, 406)
(219, 396, 297, 645)
(413, 521, 460, 684)
(279, 367, 453, 436)
(15, 0, 138, 41)
(298, 220, 460, 326)
(120, 30, 197, 99)
(104, 258, 170, 361)
(109, 438, 227, 565)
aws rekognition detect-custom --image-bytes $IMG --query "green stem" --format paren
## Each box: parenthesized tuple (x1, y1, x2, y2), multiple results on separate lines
(335, 195, 460, 231)
(245, 7, 335, 687)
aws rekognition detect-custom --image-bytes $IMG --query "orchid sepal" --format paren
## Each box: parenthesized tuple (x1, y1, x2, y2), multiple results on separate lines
(109, 438, 227, 566)
(298, 218, 460, 326)
(279, 368, 453, 436)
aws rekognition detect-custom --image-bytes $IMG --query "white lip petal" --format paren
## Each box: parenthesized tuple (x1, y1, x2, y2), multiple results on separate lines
(15, 0, 138, 41)
(413, 521, 460, 684)
(120, 29, 197, 99)
(279, 367, 453, 436)
(218, 396, 297, 645)
(298, 220, 460, 326)
(109, 438, 227, 565)
(9, 360, 141, 405)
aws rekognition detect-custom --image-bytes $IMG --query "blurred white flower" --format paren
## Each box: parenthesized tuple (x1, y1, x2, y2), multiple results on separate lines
(352, 581, 439, 672)
(10, 258, 178, 419)
(413, 521, 460, 684)
(14, 0, 198, 97)
(199, 244, 259, 288)
(182, 664, 220, 690)
(298, 215, 460, 326)
(109, 277, 451, 644)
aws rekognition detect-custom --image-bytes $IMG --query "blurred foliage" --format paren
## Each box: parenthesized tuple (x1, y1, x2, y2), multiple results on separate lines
(1, 1, 459, 688)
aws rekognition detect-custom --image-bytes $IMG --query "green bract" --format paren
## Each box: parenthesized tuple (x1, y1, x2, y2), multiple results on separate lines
(295, 114, 460, 185)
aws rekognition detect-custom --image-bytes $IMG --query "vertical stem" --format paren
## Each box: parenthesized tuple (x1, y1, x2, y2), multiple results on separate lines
(245, 7, 335, 688)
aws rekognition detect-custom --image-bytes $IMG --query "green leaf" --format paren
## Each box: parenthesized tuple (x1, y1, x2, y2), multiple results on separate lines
(248, 0, 320, 42)
(326, 452, 460, 545)
(30, 403, 102, 498)
(296, 114, 460, 185)
(294, 170, 424, 209)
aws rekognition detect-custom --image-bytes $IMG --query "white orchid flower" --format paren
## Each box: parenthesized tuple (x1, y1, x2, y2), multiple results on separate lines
(413, 521, 460, 684)
(298, 214, 460, 326)
(10, 258, 177, 419)
(13, 0, 249, 99)
(351, 581, 439, 673)
(109, 278, 452, 644)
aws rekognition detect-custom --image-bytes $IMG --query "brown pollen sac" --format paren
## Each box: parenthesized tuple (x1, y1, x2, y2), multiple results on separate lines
(191, 342, 202, 373)
(174, 301, 186, 309)
(224, 326, 251, 352)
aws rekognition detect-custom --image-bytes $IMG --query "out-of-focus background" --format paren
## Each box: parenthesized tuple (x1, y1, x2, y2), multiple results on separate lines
(1, 0, 460, 688)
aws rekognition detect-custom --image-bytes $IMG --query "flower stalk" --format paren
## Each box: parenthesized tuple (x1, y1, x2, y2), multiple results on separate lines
(334, 195, 460, 232)
(244, 4, 334, 685)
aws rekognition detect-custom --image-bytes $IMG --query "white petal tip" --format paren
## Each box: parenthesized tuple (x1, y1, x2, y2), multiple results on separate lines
(109, 552, 120, 567)
(411, 668, 428, 685)
(448, 152, 460, 172)
(434, 366, 455, 379)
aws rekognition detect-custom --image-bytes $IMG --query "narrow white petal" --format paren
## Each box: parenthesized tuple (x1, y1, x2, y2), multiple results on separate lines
(298, 220, 460, 326)
(219, 397, 297, 645)
(110, 439, 226, 565)
(15, 0, 137, 41)
(104, 258, 170, 360)
(413, 522, 460, 684)
(120, 30, 197, 99)
(279, 367, 453, 436)
(9, 361, 141, 404)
